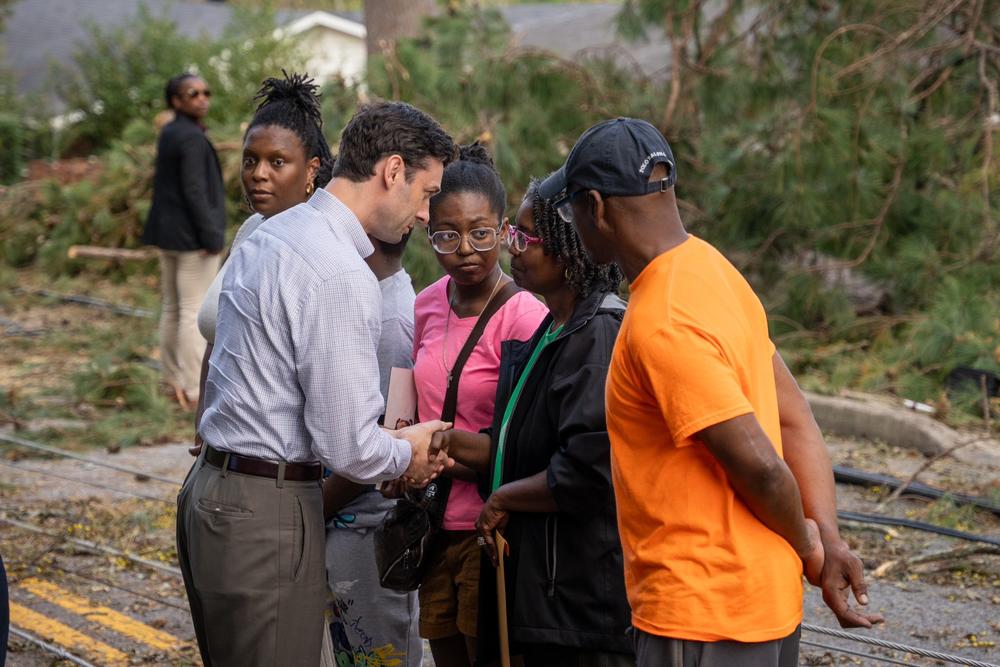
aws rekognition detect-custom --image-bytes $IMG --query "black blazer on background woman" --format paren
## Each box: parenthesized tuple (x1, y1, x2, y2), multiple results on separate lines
(142, 113, 226, 253)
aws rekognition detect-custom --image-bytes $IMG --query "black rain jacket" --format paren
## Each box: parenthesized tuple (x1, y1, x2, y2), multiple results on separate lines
(142, 113, 226, 252)
(476, 289, 633, 662)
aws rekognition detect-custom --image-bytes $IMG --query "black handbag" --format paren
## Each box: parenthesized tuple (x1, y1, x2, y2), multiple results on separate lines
(375, 280, 520, 592)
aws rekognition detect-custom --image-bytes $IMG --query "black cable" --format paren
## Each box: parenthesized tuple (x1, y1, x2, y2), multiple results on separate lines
(801, 639, 920, 666)
(0, 433, 183, 486)
(834, 465, 1000, 516)
(17, 288, 154, 319)
(838, 510, 1000, 547)
(0, 460, 173, 505)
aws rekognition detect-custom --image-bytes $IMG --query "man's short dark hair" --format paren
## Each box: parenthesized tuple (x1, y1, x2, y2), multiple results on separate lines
(332, 101, 457, 182)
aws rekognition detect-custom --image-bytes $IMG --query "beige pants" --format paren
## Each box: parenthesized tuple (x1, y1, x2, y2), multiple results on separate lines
(157, 249, 219, 398)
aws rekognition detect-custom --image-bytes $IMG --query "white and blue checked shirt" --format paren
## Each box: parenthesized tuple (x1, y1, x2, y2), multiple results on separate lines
(199, 188, 412, 483)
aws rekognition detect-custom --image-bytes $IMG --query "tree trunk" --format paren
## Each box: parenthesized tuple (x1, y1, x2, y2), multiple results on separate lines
(363, 0, 436, 57)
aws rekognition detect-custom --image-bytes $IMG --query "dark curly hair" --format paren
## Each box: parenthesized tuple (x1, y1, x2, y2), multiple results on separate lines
(332, 101, 457, 183)
(429, 142, 505, 228)
(526, 177, 623, 298)
(247, 71, 335, 190)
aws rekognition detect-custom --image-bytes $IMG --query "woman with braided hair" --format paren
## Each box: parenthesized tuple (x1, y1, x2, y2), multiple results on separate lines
(430, 178, 634, 666)
(194, 71, 334, 438)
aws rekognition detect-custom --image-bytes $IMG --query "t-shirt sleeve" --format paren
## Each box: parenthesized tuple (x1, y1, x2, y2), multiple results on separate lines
(636, 323, 755, 446)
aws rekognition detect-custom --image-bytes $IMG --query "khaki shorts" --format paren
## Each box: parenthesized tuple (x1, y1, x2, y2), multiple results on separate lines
(418, 530, 481, 639)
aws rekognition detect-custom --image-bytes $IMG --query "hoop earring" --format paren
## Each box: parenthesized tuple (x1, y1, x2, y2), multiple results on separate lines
(306, 182, 314, 196)
(243, 192, 256, 213)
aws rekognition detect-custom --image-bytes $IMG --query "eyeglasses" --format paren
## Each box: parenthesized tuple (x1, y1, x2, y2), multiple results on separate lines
(428, 226, 500, 254)
(185, 89, 212, 99)
(552, 189, 586, 223)
(552, 170, 676, 223)
(505, 225, 543, 253)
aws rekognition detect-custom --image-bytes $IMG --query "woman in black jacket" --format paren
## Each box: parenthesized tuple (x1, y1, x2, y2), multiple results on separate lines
(142, 73, 226, 409)
(434, 179, 632, 667)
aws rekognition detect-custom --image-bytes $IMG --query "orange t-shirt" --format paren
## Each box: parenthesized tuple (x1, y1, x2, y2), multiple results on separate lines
(606, 236, 802, 643)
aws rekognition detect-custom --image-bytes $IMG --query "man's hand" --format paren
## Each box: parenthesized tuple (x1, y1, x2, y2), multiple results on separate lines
(393, 420, 454, 485)
(476, 492, 510, 567)
(188, 433, 204, 457)
(817, 535, 885, 628)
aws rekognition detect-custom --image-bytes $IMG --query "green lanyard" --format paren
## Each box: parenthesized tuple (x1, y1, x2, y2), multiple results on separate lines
(491, 322, 564, 493)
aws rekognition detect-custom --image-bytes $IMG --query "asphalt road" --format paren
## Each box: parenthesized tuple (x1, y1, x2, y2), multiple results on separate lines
(1, 438, 997, 666)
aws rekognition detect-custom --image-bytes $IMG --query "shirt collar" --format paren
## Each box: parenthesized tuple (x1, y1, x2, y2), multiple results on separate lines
(307, 188, 375, 259)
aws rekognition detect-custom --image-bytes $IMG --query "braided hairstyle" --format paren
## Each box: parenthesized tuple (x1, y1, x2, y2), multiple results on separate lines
(247, 71, 335, 190)
(527, 178, 624, 298)
(428, 142, 505, 228)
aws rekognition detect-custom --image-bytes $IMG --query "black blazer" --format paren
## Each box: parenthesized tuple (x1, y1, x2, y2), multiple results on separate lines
(142, 113, 226, 252)
(476, 289, 633, 661)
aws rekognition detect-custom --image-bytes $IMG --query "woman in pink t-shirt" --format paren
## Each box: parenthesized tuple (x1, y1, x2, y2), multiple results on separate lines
(412, 144, 547, 666)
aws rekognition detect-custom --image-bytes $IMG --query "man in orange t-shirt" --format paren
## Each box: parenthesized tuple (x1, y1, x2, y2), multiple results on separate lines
(539, 119, 883, 666)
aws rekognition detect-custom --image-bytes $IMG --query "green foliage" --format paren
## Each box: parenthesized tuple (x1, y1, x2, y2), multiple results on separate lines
(0, 69, 55, 183)
(72, 356, 167, 413)
(364, 6, 663, 210)
(616, 0, 1000, 412)
(52, 5, 304, 154)
(3, 1, 999, 421)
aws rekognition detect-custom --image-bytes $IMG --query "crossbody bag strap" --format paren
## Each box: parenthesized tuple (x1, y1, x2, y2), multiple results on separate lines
(440, 280, 521, 423)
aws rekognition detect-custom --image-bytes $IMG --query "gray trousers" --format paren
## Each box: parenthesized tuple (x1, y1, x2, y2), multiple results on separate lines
(176, 450, 327, 667)
(324, 519, 422, 666)
(631, 626, 800, 667)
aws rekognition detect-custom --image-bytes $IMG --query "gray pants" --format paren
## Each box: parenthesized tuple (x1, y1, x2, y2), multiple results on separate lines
(631, 626, 800, 667)
(324, 518, 422, 666)
(176, 450, 327, 667)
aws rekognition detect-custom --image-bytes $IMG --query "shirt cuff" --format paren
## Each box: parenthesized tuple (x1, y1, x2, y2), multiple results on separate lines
(383, 435, 412, 481)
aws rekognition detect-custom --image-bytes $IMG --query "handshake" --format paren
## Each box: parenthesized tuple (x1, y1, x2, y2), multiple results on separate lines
(391, 419, 455, 486)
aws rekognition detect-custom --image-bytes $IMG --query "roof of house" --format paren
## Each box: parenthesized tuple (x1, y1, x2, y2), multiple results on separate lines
(500, 3, 670, 77)
(2, 0, 669, 111)
(0, 0, 344, 108)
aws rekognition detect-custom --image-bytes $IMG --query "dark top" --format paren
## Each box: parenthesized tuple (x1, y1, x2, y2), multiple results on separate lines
(476, 289, 633, 662)
(142, 113, 226, 252)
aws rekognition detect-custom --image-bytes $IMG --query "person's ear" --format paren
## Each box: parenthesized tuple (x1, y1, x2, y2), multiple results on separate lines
(500, 216, 509, 232)
(382, 154, 405, 190)
(305, 156, 320, 188)
(588, 190, 613, 238)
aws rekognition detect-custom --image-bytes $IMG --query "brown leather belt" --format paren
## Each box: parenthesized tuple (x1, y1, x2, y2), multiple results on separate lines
(204, 444, 322, 482)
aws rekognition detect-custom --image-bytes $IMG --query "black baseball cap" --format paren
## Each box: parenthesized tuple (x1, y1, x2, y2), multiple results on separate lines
(539, 117, 676, 201)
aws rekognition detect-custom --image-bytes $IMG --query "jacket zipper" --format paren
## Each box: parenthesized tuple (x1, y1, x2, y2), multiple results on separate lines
(544, 514, 558, 597)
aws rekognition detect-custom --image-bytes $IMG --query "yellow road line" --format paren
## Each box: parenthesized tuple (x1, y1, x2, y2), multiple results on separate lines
(10, 601, 129, 666)
(19, 577, 181, 651)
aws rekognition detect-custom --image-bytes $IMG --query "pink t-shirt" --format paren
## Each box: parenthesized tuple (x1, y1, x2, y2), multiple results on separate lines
(413, 276, 548, 530)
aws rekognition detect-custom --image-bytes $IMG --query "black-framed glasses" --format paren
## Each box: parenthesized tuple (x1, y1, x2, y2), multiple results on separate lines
(186, 88, 212, 99)
(553, 189, 586, 223)
(428, 226, 501, 254)
(552, 166, 677, 223)
(505, 225, 543, 253)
